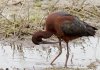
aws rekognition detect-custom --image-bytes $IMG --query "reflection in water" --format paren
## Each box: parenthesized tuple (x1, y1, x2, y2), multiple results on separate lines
(0, 37, 100, 70)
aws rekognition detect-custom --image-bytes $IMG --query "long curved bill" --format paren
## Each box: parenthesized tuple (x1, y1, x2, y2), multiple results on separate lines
(39, 40, 59, 44)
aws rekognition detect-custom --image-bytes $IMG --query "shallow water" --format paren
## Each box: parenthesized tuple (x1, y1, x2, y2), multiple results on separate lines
(0, 36, 100, 70)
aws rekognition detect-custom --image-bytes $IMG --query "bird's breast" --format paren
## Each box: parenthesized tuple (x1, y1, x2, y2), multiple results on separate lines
(62, 36, 79, 42)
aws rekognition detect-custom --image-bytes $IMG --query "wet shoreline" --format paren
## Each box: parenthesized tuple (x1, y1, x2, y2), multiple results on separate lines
(0, 36, 100, 70)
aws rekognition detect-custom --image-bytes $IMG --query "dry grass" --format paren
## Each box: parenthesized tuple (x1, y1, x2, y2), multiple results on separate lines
(0, 0, 100, 38)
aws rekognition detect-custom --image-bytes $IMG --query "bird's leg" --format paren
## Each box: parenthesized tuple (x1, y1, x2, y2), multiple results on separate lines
(65, 42, 69, 67)
(50, 39, 62, 65)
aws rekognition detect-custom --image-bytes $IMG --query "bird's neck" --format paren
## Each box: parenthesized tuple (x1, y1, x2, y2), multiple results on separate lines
(39, 31, 53, 39)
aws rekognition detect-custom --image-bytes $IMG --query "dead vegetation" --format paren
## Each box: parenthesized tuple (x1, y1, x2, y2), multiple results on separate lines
(0, 0, 100, 38)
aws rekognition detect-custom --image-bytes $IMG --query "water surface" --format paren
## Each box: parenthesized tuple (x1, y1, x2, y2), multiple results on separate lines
(0, 36, 100, 70)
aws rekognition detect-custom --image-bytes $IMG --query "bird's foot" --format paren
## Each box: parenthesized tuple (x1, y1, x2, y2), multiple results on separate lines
(64, 66, 69, 68)
(50, 62, 56, 66)
(64, 64, 68, 68)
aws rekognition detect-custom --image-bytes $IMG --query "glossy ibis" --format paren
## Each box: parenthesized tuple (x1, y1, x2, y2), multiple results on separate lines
(32, 11, 97, 67)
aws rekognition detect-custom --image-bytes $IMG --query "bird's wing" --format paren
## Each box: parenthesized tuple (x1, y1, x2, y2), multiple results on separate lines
(61, 16, 88, 36)
(82, 21, 97, 30)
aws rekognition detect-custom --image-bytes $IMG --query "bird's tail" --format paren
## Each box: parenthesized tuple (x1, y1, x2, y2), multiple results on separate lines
(86, 26, 97, 36)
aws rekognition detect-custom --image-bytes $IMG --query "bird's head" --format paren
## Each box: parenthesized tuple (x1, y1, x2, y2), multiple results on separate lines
(32, 31, 57, 45)
(32, 31, 43, 45)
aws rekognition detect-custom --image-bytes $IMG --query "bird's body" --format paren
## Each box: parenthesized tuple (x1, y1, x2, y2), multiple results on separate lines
(32, 11, 97, 67)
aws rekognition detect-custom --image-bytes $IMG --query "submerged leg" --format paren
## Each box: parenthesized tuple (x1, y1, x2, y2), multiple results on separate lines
(65, 42, 69, 67)
(50, 39, 62, 65)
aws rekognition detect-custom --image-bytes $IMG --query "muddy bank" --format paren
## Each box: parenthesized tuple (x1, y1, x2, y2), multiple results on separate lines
(0, 0, 100, 38)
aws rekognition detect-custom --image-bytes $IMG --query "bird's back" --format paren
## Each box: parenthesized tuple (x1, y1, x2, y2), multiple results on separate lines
(46, 12, 72, 33)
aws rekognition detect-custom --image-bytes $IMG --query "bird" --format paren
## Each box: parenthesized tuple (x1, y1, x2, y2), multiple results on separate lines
(32, 11, 97, 67)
